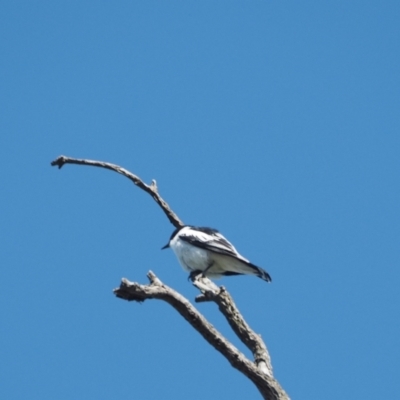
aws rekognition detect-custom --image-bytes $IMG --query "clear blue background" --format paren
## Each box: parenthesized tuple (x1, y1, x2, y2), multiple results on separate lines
(1, 2, 399, 399)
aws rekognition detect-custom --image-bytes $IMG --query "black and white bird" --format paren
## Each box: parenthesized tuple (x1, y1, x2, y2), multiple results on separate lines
(162, 225, 271, 282)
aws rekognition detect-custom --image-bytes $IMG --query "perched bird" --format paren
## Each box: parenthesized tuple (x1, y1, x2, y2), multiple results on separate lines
(162, 225, 271, 282)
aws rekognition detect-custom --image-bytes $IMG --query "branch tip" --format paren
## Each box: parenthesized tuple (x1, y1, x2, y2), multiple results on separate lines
(50, 155, 184, 227)
(51, 155, 67, 169)
(195, 294, 209, 303)
(147, 271, 162, 286)
(114, 278, 146, 302)
(120, 277, 132, 286)
(150, 179, 158, 192)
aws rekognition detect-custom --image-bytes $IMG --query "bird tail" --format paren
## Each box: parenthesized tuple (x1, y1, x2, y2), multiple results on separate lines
(212, 255, 272, 282)
(253, 265, 272, 282)
(237, 259, 272, 282)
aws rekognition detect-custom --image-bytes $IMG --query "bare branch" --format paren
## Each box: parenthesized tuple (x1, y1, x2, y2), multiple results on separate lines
(114, 274, 289, 400)
(53, 156, 290, 399)
(50, 155, 183, 228)
(193, 278, 273, 376)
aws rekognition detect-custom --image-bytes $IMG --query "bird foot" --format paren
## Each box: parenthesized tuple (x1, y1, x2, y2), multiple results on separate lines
(188, 270, 203, 282)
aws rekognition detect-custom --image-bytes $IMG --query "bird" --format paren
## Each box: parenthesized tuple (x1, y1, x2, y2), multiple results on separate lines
(162, 225, 271, 282)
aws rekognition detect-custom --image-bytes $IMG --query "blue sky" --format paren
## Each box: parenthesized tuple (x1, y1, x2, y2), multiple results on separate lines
(1, 2, 399, 399)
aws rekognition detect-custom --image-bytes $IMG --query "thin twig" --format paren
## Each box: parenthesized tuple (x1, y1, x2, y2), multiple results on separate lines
(50, 155, 183, 228)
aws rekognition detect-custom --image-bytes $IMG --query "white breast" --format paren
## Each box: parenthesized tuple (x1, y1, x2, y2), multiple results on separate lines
(170, 236, 210, 272)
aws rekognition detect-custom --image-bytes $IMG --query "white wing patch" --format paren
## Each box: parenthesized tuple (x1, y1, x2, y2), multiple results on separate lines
(167, 225, 272, 282)
(178, 226, 250, 263)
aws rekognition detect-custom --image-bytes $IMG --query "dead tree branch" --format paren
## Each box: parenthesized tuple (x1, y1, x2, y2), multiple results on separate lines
(50, 155, 183, 228)
(115, 273, 289, 400)
(194, 281, 273, 376)
(51, 155, 289, 400)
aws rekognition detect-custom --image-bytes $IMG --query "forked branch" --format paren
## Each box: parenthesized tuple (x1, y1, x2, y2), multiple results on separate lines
(114, 273, 288, 400)
(51, 155, 289, 400)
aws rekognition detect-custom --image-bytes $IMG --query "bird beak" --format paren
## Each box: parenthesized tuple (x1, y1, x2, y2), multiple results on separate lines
(161, 243, 170, 250)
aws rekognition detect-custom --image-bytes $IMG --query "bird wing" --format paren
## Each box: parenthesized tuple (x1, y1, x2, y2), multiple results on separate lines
(178, 227, 250, 262)
(178, 226, 272, 282)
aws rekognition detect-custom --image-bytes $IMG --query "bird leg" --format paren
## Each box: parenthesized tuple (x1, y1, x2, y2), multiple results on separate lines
(188, 270, 203, 282)
(201, 261, 215, 279)
(188, 261, 214, 282)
